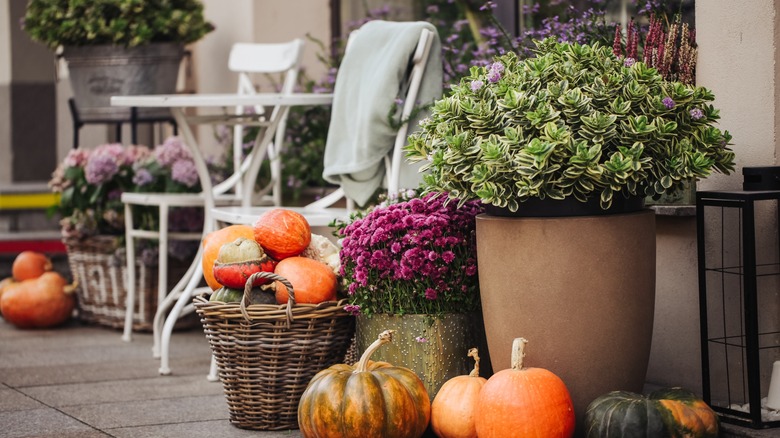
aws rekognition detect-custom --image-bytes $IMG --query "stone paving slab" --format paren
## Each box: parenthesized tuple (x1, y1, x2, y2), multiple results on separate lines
(109, 419, 303, 438)
(0, 387, 46, 412)
(59, 394, 229, 430)
(21, 374, 224, 407)
(0, 408, 111, 438)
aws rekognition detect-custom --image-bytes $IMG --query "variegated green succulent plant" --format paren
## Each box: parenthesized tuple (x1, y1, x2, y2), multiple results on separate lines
(405, 38, 735, 212)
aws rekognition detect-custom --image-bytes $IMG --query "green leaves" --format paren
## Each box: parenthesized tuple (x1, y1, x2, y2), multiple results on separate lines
(406, 38, 736, 212)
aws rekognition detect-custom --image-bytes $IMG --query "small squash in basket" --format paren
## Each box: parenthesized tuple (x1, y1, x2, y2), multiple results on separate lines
(430, 348, 487, 438)
(584, 387, 719, 438)
(212, 237, 276, 289)
(298, 330, 431, 438)
(201, 224, 255, 290)
(209, 286, 276, 304)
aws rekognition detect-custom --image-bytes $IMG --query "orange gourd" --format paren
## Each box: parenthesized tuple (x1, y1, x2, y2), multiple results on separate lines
(253, 208, 311, 260)
(0, 271, 76, 329)
(475, 338, 575, 438)
(298, 330, 431, 438)
(201, 225, 255, 290)
(431, 348, 487, 438)
(273, 256, 336, 304)
(12, 251, 53, 281)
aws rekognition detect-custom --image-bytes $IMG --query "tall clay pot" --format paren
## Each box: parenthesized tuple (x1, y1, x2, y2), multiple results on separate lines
(476, 209, 656, 435)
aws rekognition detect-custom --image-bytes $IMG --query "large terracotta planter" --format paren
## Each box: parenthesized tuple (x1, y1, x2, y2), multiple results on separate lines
(476, 209, 656, 433)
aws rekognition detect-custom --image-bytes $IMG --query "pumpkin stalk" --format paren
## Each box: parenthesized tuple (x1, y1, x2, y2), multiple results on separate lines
(63, 280, 78, 295)
(355, 329, 395, 373)
(468, 347, 480, 377)
(511, 337, 528, 370)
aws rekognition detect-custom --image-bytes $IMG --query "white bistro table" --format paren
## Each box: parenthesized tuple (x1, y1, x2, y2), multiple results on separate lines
(111, 92, 333, 376)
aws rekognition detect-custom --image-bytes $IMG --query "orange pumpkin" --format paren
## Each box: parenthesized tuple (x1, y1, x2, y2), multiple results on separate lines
(201, 225, 255, 290)
(273, 256, 337, 304)
(12, 251, 53, 281)
(298, 330, 431, 438)
(475, 338, 575, 438)
(0, 271, 76, 329)
(431, 348, 487, 438)
(253, 208, 311, 260)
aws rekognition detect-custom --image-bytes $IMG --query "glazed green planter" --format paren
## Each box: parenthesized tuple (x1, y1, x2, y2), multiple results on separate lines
(355, 313, 481, 400)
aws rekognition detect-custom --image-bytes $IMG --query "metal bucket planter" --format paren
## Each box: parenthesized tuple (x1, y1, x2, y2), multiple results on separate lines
(63, 43, 184, 121)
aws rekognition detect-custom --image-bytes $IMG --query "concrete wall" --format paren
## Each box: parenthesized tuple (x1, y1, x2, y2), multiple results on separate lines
(646, 0, 780, 406)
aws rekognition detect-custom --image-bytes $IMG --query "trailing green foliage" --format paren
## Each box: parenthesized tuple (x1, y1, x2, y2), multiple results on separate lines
(406, 38, 735, 212)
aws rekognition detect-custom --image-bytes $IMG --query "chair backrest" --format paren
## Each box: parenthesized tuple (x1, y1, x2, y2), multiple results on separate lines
(309, 24, 437, 211)
(216, 39, 305, 203)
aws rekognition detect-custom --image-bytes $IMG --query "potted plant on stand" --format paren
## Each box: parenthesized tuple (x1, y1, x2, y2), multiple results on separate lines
(22, 0, 214, 120)
(337, 191, 487, 399)
(406, 38, 735, 431)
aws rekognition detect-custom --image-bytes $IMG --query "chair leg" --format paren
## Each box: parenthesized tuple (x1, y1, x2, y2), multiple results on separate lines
(159, 260, 203, 375)
(152, 249, 200, 358)
(122, 203, 136, 342)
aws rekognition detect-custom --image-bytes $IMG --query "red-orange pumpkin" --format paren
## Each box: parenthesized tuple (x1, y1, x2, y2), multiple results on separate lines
(12, 251, 53, 281)
(273, 256, 337, 304)
(298, 330, 431, 438)
(475, 338, 575, 438)
(431, 348, 487, 438)
(253, 208, 311, 260)
(201, 225, 255, 290)
(0, 271, 76, 329)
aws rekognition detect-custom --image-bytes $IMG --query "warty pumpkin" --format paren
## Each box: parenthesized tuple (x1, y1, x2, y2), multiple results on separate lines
(585, 387, 719, 438)
(253, 208, 311, 260)
(201, 224, 255, 290)
(431, 347, 487, 438)
(212, 237, 276, 289)
(474, 337, 575, 438)
(297, 330, 431, 438)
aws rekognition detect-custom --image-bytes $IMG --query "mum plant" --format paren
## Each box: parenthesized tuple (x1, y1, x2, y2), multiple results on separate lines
(50, 137, 203, 243)
(337, 192, 482, 317)
(22, 0, 214, 49)
(405, 38, 735, 212)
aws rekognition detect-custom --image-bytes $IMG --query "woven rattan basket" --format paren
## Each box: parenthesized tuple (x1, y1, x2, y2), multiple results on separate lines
(64, 235, 187, 331)
(194, 271, 355, 431)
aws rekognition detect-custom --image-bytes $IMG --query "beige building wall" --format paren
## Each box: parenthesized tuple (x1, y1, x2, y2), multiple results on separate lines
(646, 0, 780, 401)
(0, 0, 12, 184)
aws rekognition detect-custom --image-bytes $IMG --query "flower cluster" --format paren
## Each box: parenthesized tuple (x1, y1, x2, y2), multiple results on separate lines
(338, 192, 483, 316)
(49, 137, 204, 242)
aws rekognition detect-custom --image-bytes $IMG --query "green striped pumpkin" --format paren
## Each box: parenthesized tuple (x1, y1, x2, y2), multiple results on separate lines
(585, 387, 719, 438)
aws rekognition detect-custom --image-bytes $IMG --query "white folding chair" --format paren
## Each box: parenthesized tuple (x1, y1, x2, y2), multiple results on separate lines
(120, 39, 305, 378)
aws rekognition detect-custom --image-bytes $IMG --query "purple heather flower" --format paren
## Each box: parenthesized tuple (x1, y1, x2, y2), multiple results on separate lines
(662, 96, 675, 109)
(171, 159, 199, 187)
(624, 57, 636, 67)
(690, 108, 705, 120)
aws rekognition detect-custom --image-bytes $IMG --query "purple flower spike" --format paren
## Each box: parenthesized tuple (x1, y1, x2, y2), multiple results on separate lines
(662, 96, 675, 109)
(470, 79, 484, 91)
(690, 108, 705, 120)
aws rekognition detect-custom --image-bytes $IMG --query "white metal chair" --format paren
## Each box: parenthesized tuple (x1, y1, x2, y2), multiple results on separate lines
(120, 39, 305, 378)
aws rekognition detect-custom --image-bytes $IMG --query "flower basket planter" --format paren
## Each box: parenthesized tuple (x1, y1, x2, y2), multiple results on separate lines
(193, 272, 355, 431)
(64, 235, 190, 331)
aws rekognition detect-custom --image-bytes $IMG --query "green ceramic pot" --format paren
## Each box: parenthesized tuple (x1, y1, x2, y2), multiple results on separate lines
(355, 313, 482, 400)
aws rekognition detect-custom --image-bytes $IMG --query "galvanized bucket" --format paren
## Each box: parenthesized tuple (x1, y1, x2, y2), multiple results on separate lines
(63, 43, 184, 121)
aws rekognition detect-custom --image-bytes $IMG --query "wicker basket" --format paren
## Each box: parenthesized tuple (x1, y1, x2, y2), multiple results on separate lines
(64, 235, 187, 331)
(194, 271, 355, 431)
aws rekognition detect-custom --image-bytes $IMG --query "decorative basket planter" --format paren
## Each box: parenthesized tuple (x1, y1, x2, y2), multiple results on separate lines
(193, 272, 355, 431)
(64, 235, 188, 331)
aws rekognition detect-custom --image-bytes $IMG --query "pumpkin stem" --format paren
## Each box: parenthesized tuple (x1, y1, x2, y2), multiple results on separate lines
(355, 329, 395, 373)
(511, 337, 528, 370)
(63, 280, 79, 295)
(467, 347, 480, 377)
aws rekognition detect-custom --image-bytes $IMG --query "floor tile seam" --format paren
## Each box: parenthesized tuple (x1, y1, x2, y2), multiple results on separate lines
(103, 416, 233, 432)
(6, 386, 116, 436)
(8, 372, 211, 389)
(41, 392, 228, 409)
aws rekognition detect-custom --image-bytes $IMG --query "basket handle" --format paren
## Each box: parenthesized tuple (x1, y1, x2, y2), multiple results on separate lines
(239, 271, 295, 328)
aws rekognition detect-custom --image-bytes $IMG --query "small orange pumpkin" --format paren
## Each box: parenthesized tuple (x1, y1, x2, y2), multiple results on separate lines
(253, 208, 311, 260)
(431, 348, 487, 438)
(0, 271, 76, 329)
(12, 251, 53, 281)
(475, 337, 575, 438)
(201, 225, 255, 290)
(298, 330, 431, 438)
(273, 256, 337, 304)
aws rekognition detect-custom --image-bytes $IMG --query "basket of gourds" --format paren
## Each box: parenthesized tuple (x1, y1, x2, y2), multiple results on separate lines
(193, 209, 355, 431)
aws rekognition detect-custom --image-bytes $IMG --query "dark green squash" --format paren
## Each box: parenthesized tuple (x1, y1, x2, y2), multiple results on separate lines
(585, 387, 719, 438)
(208, 286, 276, 304)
